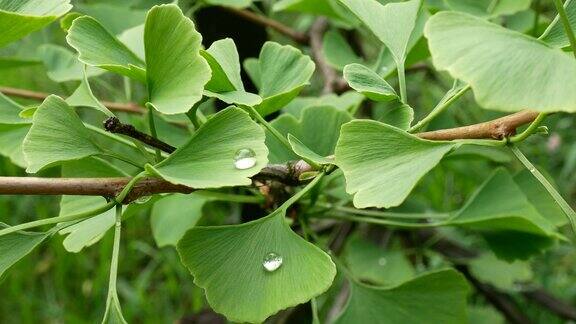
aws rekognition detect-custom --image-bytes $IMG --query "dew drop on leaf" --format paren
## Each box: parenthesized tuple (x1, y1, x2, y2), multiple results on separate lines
(262, 252, 283, 272)
(378, 257, 387, 266)
(135, 196, 152, 204)
(233, 148, 257, 170)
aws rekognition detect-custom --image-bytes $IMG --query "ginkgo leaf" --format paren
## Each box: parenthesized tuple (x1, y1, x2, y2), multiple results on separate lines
(38, 44, 104, 83)
(425, 11, 576, 112)
(0, 225, 51, 278)
(0, 0, 72, 48)
(22, 95, 104, 173)
(117, 24, 145, 60)
(66, 68, 114, 116)
(273, 0, 353, 25)
(145, 4, 211, 115)
(146, 107, 268, 188)
(540, 0, 576, 48)
(150, 193, 208, 247)
(288, 134, 334, 165)
(449, 168, 561, 260)
(103, 295, 127, 324)
(323, 31, 363, 71)
(58, 158, 127, 253)
(444, 0, 531, 17)
(335, 120, 455, 208)
(468, 253, 532, 291)
(66, 16, 146, 82)
(66, 16, 146, 81)
(343, 63, 397, 102)
(267, 106, 352, 163)
(201, 38, 262, 106)
(0, 92, 29, 125)
(338, 0, 422, 64)
(177, 209, 336, 323)
(335, 269, 469, 324)
(253, 42, 315, 116)
(205, 0, 253, 8)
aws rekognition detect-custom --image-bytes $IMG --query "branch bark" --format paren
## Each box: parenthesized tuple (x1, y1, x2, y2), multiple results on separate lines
(417, 110, 540, 140)
(104, 117, 176, 153)
(221, 7, 309, 44)
(0, 86, 144, 114)
(310, 18, 339, 94)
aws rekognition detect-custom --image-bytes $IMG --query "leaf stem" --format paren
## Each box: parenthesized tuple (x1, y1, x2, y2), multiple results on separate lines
(510, 112, 547, 143)
(316, 213, 449, 228)
(324, 204, 451, 219)
(509, 145, 576, 234)
(397, 63, 407, 103)
(103, 204, 127, 323)
(146, 103, 162, 162)
(194, 190, 264, 204)
(186, 98, 208, 129)
(243, 105, 294, 154)
(553, 0, 576, 58)
(280, 172, 325, 211)
(0, 201, 116, 237)
(409, 84, 471, 133)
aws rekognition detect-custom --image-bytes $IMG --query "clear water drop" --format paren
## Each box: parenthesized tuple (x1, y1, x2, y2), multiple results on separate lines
(135, 195, 152, 204)
(378, 257, 387, 266)
(234, 148, 257, 170)
(262, 252, 283, 272)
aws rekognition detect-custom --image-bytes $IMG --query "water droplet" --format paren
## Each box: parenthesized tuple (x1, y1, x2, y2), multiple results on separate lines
(234, 148, 257, 170)
(378, 257, 387, 266)
(262, 252, 283, 272)
(135, 195, 152, 204)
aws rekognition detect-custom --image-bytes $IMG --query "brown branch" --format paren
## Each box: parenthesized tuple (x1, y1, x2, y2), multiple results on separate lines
(221, 7, 309, 44)
(310, 18, 339, 94)
(104, 117, 176, 153)
(522, 289, 576, 321)
(0, 161, 314, 202)
(417, 110, 540, 141)
(0, 86, 144, 114)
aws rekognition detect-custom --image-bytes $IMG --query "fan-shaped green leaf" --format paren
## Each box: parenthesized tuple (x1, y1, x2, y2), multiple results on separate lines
(343, 63, 397, 102)
(146, 107, 268, 188)
(335, 269, 469, 324)
(151, 193, 208, 247)
(177, 209, 336, 323)
(0, 0, 72, 48)
(273, 0, 353, 25)
(267, 106, 352, 163)
(514, 169, 567, 226)
(253, 42, 315, 116)
(541, 0, 576, 48)
(66, 16, 146, 82)
(335, 120, 455, 208)
(205, 0, 253, 8)
(449, 168, 560, 260)
(323, 31, 363, 71)
(469, 253, 532, 291)
(145, 4, 211, 115)
(0, 92, 29, 125)
(444, 0, 531, 17)
(425, 11, 576, 112)
(58, 158, 127, 253)
(117, 24, 145, 60)
(338, 0, 422, 64)
(22, 95, 104, 173)
(38, 44, 104, 83)
(0, 225, 50, 278)
(201, 38, 262, 106)
(66, 68, 113, 116)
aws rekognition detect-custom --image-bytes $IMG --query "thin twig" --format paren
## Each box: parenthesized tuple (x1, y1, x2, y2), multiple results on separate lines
(522, 289, 576, 321)
(104, 117, 176, 153)
(221, 7, 309, 44)
(0, 86, 143, 114)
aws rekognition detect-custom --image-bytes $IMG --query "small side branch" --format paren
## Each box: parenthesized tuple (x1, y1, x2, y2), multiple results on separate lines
(104, 117, 176, 153)
(221, 7, 309, 44)
(417, 110, 540, 141)
(310, 18, 339, 94)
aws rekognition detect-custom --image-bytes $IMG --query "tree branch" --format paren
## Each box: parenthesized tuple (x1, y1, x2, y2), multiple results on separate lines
(221, 7, 309, 44)
(417, 110, 540, 141)
(0, 86, 144, 114)
(104, 117, 176, 153)
(310, 18, 339, 94)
